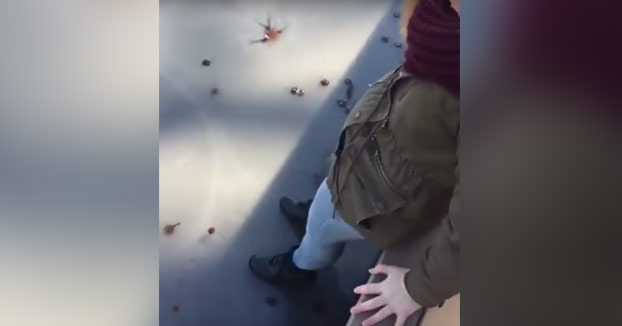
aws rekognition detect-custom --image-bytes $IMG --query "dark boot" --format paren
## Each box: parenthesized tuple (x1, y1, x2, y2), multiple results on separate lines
(279, 197, 312, 239)
(248, 247, 316, 285)
(279, 197, 312, 224)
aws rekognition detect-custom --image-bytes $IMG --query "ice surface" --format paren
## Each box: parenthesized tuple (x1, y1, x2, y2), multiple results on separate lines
(160, 0, 405, 325)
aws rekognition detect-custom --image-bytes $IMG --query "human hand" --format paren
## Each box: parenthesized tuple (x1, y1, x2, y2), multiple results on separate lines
(351, 264, 422, 326)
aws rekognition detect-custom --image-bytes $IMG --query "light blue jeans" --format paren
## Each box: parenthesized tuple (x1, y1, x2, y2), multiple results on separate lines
(293, 179, 364, 270)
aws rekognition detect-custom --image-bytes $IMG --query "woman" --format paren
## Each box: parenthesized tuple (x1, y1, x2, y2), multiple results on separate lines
(249, 1, 460, 325)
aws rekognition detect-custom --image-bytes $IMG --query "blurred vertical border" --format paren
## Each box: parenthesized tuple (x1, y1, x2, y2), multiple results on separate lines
(0, 0, 159, 325)
(463, 0, 622, 325)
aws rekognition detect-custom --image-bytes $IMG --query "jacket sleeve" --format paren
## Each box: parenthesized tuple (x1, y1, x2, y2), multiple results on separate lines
(404, 145, 460, 308)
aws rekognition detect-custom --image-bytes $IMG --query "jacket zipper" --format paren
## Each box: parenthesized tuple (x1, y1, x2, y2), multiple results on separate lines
(352, 165, 383, 214)
(372, 135, 406, 201)
(334, 68, 402, 201)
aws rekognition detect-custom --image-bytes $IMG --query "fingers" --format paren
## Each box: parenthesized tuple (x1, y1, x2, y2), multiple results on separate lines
(354, 283, 381, 295)
(350, 295, 387, 314)
(369, 264, 390, 275)
(362, 306, 393, 326)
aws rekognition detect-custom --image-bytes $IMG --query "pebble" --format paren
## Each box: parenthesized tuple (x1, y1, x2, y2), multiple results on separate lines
(320, 78, 330, 86)
(344, 78, 352, 85)
(381, 36, 389, 43)
(208, 227, 216, 235)
(211, 88, 220, 95)
(337, 99, 347, 108)
(290, 86, 299, 95)
(164, 223, 180, 235)
(394, 42, 403, 48)
(202, 59, 211, 66)
(172, 304, 180, 312)
(393, 12, 401, 18)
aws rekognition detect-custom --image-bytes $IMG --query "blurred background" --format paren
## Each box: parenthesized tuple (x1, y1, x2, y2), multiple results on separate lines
(0, 1, 158, 325)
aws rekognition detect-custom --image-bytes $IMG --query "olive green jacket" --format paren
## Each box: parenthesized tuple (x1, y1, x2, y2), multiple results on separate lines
(326, 66, 459, 307)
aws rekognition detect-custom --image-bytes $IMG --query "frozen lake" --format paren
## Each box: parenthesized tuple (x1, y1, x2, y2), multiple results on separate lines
(159, 0, 405, 325)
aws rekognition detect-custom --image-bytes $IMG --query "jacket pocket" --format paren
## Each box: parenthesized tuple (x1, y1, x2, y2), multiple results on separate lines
(372, 134, 406, 201)
(329, 69, 403, 193)
(340, 128, 423, 227)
